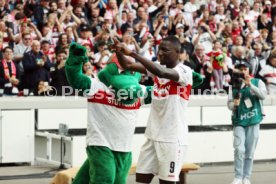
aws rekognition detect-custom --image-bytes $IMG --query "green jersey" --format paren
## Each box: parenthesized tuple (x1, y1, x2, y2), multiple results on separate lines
(232, 79, 263, 127)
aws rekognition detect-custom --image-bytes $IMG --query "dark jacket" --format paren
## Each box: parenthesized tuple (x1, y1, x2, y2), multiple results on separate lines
(22, 51, 52, 92)
(190, 54, 204, 74)
(34, 5, 48, 29)
(50, 63, 70, 96)
(0, 7, 10, 19)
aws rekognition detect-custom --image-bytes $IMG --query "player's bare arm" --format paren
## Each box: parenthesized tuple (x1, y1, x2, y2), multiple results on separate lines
(114, 38, 180, 82)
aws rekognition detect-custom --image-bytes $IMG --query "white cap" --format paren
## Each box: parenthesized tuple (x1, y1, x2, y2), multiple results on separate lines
(176, 23, 184, 29)
(265, 0, 271, 5)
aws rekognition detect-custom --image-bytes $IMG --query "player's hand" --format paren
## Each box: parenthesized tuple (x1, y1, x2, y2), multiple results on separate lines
(113, 38, 133, 56)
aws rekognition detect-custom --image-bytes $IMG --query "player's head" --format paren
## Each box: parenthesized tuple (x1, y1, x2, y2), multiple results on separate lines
(157, 36, 181, 67)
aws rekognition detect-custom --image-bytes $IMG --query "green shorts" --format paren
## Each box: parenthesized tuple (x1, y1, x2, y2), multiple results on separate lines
(73, 146, 132, 184)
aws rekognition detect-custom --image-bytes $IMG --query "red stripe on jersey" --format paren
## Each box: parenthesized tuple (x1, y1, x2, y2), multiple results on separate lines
(153, 77, 192, 100)
(87, 90, 141, 110)
(264, 73, 276, 78)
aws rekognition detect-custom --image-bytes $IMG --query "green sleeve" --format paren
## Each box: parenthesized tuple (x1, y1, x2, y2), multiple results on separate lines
(144, 86, 153, 105)
(192, 71, 203, 88)
(65, 44, 91, 91)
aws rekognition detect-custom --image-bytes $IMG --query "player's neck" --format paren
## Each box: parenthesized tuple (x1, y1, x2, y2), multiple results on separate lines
(166, 61, 179, 68)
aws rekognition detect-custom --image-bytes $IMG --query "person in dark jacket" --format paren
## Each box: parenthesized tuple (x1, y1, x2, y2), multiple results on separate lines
(33, 0, 50, 30)
(22, 40, 52, 93)
(50, 50, 71, 96)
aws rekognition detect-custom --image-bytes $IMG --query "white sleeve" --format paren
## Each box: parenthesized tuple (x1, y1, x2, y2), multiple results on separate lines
(13, 45, 20, 56)
(173, 64, 193, 86)
(87, 77, 102, 96)
(227, 87, 234, 111)
(258, 66, 266, 77)
(93, 53, 101, 64)
(250, 79, 267, 100)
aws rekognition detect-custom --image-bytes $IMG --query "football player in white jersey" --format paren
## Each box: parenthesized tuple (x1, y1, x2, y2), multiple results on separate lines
(115, 36, 193, 184)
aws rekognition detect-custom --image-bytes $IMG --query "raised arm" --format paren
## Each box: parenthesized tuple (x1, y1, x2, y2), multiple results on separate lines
(116, 44, 179, 82)
(129, 51, 180, 81)
(65, 43, 91, 91)
(115, 51, 147, 74)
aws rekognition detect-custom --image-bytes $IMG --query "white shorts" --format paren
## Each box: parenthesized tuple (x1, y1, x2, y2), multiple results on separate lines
(136, 139, 187, 182)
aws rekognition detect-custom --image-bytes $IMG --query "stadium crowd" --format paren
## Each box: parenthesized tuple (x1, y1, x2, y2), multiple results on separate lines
(0, 0, 275, 96)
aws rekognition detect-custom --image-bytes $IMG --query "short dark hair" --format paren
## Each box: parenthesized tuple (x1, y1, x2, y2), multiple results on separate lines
(3, 46, 13, 53)
(41, 40, 50, 45)
(57, 50, 67, 55)
(162, 36, 181, 53)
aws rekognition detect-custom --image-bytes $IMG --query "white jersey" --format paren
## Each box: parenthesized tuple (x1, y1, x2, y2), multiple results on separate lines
(259, 65, 276, 95)
(145, 63, 193, 145)
(86, 78, 146, 152)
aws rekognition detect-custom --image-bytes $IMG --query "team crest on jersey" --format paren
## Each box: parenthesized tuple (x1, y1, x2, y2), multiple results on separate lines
(153, 77, 191, 100)
(158, 78, 170, 86)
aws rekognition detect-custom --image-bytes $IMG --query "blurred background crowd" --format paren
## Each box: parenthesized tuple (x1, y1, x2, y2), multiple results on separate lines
(0, 0, 275, 96)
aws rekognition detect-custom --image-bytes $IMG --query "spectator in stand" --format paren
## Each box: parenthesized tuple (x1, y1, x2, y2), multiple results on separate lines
(249, 43, 266, 78)
(104, 0, 118, 22)
(243, 22, 260, 43)
(50, 50, 70, 96)
(88, 6, 101, 36)
(93, 41, 112, 69)
(73, 5, 88, 24)
(241, 1, 254, 23)
(34, 80, 54, 96)
(0, 19, 14, 47)
(248, 2, 261, 22)
(59, 5, 81, 31)
(207, 40, 225, 91)
(22, 40, 52, 93)
(259, 29, 271, 49)
(230, 0, 241, 20)
(120, 11, 135, 34)
(231, 46, 247, 66)
(55, 33, 70, 55)
(33, 0, 50, 30)
(257, 12, 272, 32)
(0, 47, 20, 95)
(153, 16, 169, 51)
(234, 35, 244, 47)
(0, 0, 273, 97)
(122, 31, 140, 54)
(263, 0, 272, 20)
(41, 40, 55, 64)
(49, 1, 58, 14)
(77, 24, 94, 50)
(259, 52, 276, 95)
(57, 0, 66, 13)
(82, 61, 95, 78)
(13, 32, 32, 79)
(192, 22, 216, 54)
(215, 5, 226, 24)
(0, 0, 10, 19)
(190, 43, 210, 74)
